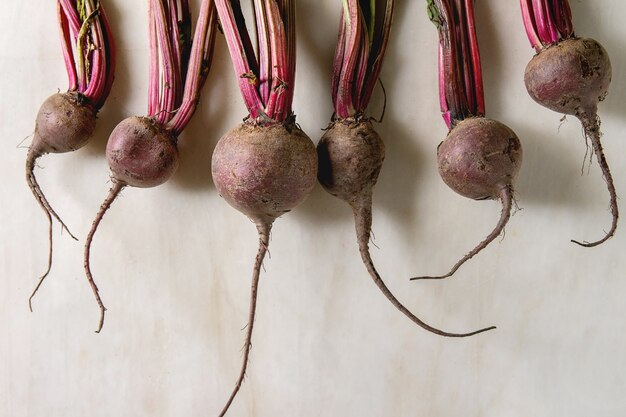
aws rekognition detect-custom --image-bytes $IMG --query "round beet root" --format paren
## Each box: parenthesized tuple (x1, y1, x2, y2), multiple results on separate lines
(26, 92, 97, 309)
(438, 117, 522, 200)
(212, 122, 318, 225)
(106, 116, 179, 188)
(317, 119, 385, 204)
(84, 116, 180, 332)
(316, 119, 494, 337)
(524, 38, 611, 117)
(524, 37, 617, 247)
(413, 117, 521, 281)
(30, 92, 97, 156)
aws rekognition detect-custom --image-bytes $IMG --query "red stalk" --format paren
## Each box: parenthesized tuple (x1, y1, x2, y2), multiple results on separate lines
(253, 0, 272, 103)
(167, 0, 218, 135)
(520, 0, 575, 49)
(336, 0, 361, 118)
(214, 0, 264, 119)
(331, 9, 347, 114)
(432, 0, 484, 128)
(360, 0, 394, 112)
(263, 0, 289, 120)
(214, 0, 297, 123)
(57, 0, 116, 110)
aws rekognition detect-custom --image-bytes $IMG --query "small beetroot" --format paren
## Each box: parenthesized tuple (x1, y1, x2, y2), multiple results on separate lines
(83, 0, 217, 332)
(317, 0, 494, 337)
(521, 0, 616, 246)
(27, 1, 115, 310)
(413, 0, 523, 281)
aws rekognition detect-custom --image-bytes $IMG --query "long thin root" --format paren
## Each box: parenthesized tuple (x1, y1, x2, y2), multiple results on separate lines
(218, 221, 272, 417)
(353, 196, 495, 338)
(571, 113, 618, 247)
(26, 147, 77, 310)
(26, 148, 78, 240)
(84, 181, 124, 333)
(412, 186, 513, 282)
(28, 208, 53, 312)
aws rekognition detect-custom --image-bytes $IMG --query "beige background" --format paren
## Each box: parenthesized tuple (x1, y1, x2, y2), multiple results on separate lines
(2, 1, 626, 416)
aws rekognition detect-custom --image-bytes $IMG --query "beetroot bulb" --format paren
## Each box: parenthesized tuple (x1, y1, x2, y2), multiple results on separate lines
(211, 1, 317, 414)
(317, 1, 494, 337)
(27, 0, 115, 310)
(412, 0, 522, 281)
(520, 0, 616, 247)
(83, 0, 218, 332)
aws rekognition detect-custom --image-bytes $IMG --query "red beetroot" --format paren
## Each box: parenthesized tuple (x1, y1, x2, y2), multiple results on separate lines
(83, 0, 217, 332)
(212, 123, 317, 226)
(317, 1, 494, 337)
(521, 1, 617, 246)
(413, 0, 523, 281)
(27, 1, 115, 310)
(211, 1, 317, 414)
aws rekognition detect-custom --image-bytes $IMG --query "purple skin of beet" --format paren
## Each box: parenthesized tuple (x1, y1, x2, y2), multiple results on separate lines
(412, 117, 522, 281)
(524, 37, 617, 247)
(26, 92, 96, 240)
(317, 118, 496, 337)
(106, 116, 180, 189)
(25, 92, 97, 311)
(210, 120, 317, 416)
(83, 116, 180, 333)
(212, 122, 318, 227)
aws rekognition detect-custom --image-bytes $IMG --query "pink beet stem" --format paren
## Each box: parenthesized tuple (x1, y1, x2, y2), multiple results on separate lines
(58, 0, 81, 35)
(438, 44, 452, 128)
(552, 0, 574, 40)
(432, 0, 483, 127)
(520, 0, 543, 51)
(167, 0, 218, 136)
(263, 0, 290, 121)
(214, 0, 264, 119)
(58, 3, 78, 92)
(148, 2, 159, 116)
(353, 11, 370, 113)
(254, 0, 272, 104)
(464, 0, 485, 116)
(521, 0, 575, 49)
(97, 5, 117, 108)
(456, 0, 475, 115)
(152, 0, 180, 125)
(58, 0, 115, 110)
(336, 0, 361, 119)
(331, 9, 347, 115)
(83, 2, 106, 103)
(283, 0, 297, 110)
(167, 0, 184, 108)
(332, 0, 394, 118)
(360, 0, 394, 113)
(92, 2, 116, 110)
(531, 0, 551, 44)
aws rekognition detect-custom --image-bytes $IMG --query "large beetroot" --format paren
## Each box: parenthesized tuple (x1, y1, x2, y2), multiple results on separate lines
(83, 0, 217, 332)
(211, 1, 317, 415)
(413, 0, 523, 281)
(27, 0, 115, 310)
(520, 0, 616, 247)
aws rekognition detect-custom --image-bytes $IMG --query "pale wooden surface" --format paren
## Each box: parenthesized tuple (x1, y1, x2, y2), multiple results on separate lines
(1, 1, 626, 416)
